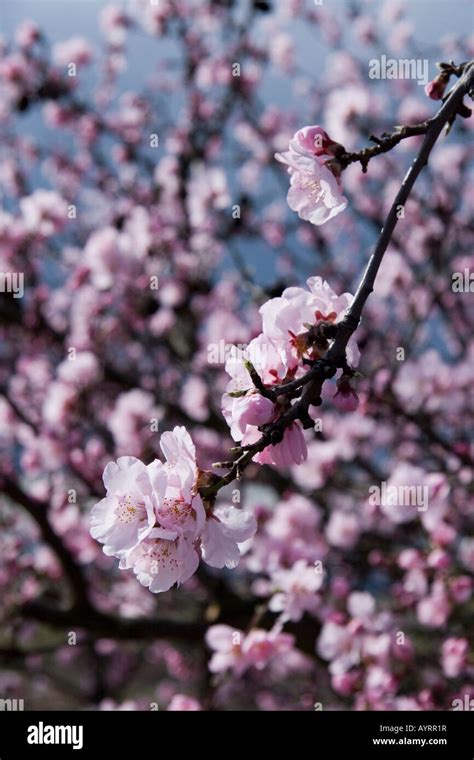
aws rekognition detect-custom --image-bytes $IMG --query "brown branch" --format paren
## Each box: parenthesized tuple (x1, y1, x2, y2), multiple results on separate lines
(337, 60, 472, 173)
(2, 478, 91, 610)
(332, 60, 474, 359)
(338, 121, 432, 173)
(19, 600, 237, 642)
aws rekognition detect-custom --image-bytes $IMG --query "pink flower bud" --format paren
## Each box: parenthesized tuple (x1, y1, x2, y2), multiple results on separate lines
(290, 125, 336, 156)
(424, 72, 450, 100)
(333, 377, 359, 412)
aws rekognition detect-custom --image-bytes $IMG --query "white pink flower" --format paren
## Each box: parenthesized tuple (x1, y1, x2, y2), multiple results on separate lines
(200, 505, 256, 569)
(90, 456, 156, 558)
(221, 277, 360, 468)
(222, 391, 274, 442)
(267, 559, 324, 622)
(122, 530, 199, 594)
(251, 422, 307, 467)
(417, 580, 451, 628)
(317, 620, 361, 675)
(441, 637, 468, 678)
(52, 37, 93, 67)
(20, 190, 68, 237)
(325, 510, 360, 549)
(259, 276, 360, 371)
(148, 427, 206, 539)
(90, 426, 256, 592)
(222, 335, 308, 466)
(205, 624, 295, 676)
(167, 695, 202, 711)
(275, 125, 347, 226)
(333, 377, 360, 412)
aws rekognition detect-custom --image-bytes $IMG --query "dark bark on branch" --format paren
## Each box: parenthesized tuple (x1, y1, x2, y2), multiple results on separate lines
(2, 478, 91, 610)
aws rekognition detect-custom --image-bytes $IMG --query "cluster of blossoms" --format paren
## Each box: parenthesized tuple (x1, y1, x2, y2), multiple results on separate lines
(196, 482, 473, 705)
(90, 272, 362, 592)
(205, 625, 295, 677)
(222, 276, 360, 467)
(90, 427, 256, 592)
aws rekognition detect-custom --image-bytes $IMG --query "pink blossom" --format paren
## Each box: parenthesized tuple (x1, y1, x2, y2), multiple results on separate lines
(52, 37, 93, 67)
(459, 538, 474, 572)
(449, 576, 472, 604)
(362, 634, 392, 663)
(15, 21, 40, 49)
(441, 638, 468, 678)
(398, 549, 423, 570)
(83, 227, 136, 290)
(241, 629, 295, 671)
(417, 581, 451, 628)
(427, 548, 450, 570)
(252, 422, 308, 467)
(91, 426, 255, 590)
(107, 390, 159, 457)
(403, 567, 428, 599)
(90, 456, 156, 558)
(224, 334, 286, 388)
(180, 376, 209, 422)
(392, 636, 415, 663)
(222, 278, 360, 468)
(275, 125, 347, 225)
(326, 510, 360, 549)
(259, 276, 360, 371)
(378, 464, 449, 526)
(123, 530, 199, 594)
(222, 391, 274, 442)
(100, 5, 129, 46)
(347, 591, 376, 623)
(167, 695, 202, 711)
(222, 333, 308, 466)
(42, 381, 77, 430)
(268, 33, 294, 73)
(364, 665, 397, 701)
(205, 625, 244, 675)
(147, 425, 206, 541)
(205, 624, 294, 676)
(20, 190, 68, 237)
(267, 559, 324, 621)
(57, 351, 101, 388)
(200, 505, 256, 569)
(331, 670, 360, 696)
(248, 492, 324, 573)
(317, 620, 361, 674)
(333, 377, 360, 412)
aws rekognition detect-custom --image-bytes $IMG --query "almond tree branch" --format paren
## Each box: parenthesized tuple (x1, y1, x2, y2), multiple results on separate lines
(337, 60, 472, 172)
(2, 478, 91, 611)
(200, 61, 474, 502)
(332, 61, 474, 358)
(338, 121, 432, 172)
